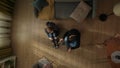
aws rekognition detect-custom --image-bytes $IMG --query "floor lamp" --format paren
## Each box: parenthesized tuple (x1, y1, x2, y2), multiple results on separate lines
(113, 2, 120, 16)
(99, 2, 120, 21)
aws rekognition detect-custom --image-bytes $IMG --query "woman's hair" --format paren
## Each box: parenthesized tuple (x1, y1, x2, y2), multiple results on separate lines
(46, 22, 55, 27)
(46, 21, 60, 36)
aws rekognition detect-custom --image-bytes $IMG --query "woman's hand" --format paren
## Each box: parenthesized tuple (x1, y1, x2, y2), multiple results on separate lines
(58, 38, 63, 44)
(59, 38, 63, 42)
(49, 38, 53, 40)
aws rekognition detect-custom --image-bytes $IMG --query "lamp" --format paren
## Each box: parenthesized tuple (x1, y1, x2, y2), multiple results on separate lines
(99, 2, 120, 21)
(113, 2, 120, 16)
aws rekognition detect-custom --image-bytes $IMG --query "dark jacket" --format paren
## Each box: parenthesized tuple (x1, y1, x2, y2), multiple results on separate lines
(46, 22, 60, 36)
(63, 29, 81, 49)
(45, 29, 59, 39)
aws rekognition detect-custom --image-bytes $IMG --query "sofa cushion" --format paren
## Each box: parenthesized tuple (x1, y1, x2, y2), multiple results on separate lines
(70, 1, 92, 23)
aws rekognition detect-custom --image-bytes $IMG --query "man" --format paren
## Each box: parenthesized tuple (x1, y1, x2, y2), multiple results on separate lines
(60, 29, 81, 52)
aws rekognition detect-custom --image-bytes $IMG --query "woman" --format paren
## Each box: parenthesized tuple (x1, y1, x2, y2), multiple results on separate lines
(45, 22, 59, 48)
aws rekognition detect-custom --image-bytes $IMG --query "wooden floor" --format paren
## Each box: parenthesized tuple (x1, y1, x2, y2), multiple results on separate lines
(12, 0, 120, 68)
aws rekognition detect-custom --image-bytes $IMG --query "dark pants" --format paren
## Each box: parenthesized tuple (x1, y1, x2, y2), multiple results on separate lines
(34, 8, 39, 18)
(52, 38, 59, 47)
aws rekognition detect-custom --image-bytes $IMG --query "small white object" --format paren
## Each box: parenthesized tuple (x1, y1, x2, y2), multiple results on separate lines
(111, 51, 120, 63)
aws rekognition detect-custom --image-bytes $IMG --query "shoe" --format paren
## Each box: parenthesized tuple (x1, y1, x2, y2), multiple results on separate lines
(53, 45, 59, 49)
(55, 45, 59, 49)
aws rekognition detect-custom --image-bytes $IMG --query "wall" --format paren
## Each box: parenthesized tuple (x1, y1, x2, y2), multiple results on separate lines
(0, 0, 15, 59)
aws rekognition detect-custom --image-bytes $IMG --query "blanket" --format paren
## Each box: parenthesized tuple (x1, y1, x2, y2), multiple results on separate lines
(38, 0, 54, 20)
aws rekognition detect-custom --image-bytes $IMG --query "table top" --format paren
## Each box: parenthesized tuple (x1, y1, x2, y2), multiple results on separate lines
(104, 37, 120, 68)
